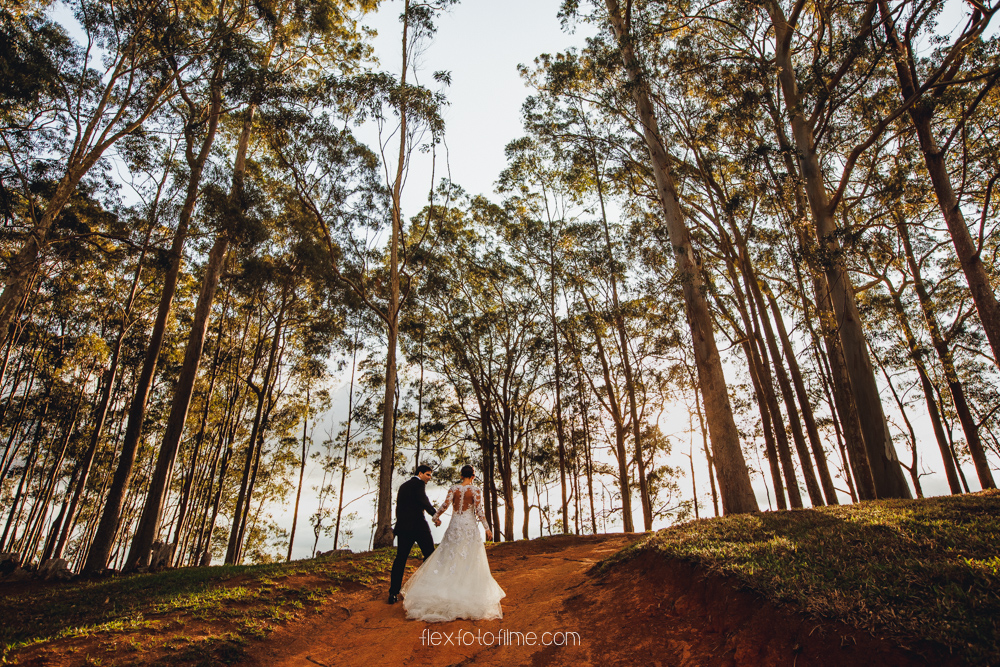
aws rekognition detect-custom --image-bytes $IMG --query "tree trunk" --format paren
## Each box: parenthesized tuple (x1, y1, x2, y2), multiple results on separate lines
(716, 247, 789, 509)
(741, 339, 787, 509)
(740, 268, 804, 507)
(693, 383, 719, 517)
(895, 216, 995, 489)
(872, 347, 925, 498)
(576, 292, 635, 531)
(1, 387, 50, 550)
(882, 274, 963, 494)
(39, 461, 83, 565)
(576, 367, 598, 535)
(877, 0, 1000, 369)
(25, 386, 86, 562)
(372, 0, 413, 551)
(170, 311, 227, 566)
(792, 257, 861, 502)
(82, 79, 223, 574)
(766, 0, 910, 499)
(740, 247, 824, 506)
(549, 234, 570, 534)
(334, 331, 359, 550)
(226, 290, 287, 564)
(763, 288, 839, 504)
(54, 208, 160, 561)
(519, 441, 532, 539)
(0, 346, 42, 484)
(287, 388, 310, 562)
(125, 219, 235, 569)
(584, 133, 653, 530)
(604, 0, 757, 513)
(811, 273, 878, 500)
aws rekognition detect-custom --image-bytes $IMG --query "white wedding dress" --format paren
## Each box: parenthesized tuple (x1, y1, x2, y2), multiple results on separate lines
(400, 483, 505, 622)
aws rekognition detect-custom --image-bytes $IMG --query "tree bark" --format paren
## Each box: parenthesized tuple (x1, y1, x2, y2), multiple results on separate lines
(1, 386, 50, 551)
(766, 0, 910, 498)
(226, 288, 287, 564)
(334, 331, 359, 550)
(372, 0, 413, 551)
(170, 308, 227, 566)
(763, 288, 839, 504)
(549, 229, 570, 534)
(574, 293, 635, 530)
(125, 101, 249, 569)
(82, 75, 223, 574)
(810, 273, 879, 499)
(895, 216, 995, 489)
(877, 0, 1000, 369)
(881, 271, 963, 494)
(740, 246, 824, 506)
(604, 0, 758, 513)
(287, 388, 310, 562)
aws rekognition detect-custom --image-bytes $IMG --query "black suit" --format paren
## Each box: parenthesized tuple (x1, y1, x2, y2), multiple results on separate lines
(388, 476, 437, 596)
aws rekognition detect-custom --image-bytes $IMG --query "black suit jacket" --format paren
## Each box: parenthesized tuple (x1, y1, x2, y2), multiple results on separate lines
(394, 476, 437, 534)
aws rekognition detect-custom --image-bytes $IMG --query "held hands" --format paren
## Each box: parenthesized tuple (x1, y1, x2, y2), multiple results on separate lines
(433, 517, 442, 526)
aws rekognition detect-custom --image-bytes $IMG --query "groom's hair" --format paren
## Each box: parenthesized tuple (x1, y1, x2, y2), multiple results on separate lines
(415, 464, 433, 475)
(460, 465, 474, 479)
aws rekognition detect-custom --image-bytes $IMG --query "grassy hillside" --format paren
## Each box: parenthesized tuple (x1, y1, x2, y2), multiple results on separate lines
(602, 490, 1000, 664)
(0, 548, 396, 665)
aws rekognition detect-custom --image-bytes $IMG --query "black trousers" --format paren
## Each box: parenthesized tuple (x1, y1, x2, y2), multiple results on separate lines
(389, 524, 435, 596)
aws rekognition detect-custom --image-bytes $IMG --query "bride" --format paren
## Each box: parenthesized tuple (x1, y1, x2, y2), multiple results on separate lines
(400, 465, 506, 622)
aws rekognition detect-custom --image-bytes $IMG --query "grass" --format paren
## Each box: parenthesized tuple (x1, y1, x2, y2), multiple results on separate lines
(0, 547, 397, 665)
(601, 489, 1000, 664)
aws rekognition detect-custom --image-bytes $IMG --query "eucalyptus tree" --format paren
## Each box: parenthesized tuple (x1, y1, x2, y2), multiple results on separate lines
(618, 0, 916, 498)
(0, 0, 214, 338)
(49, 138, 178, 562)
(860, 230, 965, 493)
(361, 0, 456, 548)
(82, 0, 264, 574)
(414, 196, 550, 540)
(225, 253, 341, 565)
(103, 0, 378, 570)
(754, 0, 928, 498)
(271, 84, 449, 549)
(564, 0, 759, 513)
(876, 0, 1000, 380)
(496, 135, 577, 534)
(0, 134, 185, 565)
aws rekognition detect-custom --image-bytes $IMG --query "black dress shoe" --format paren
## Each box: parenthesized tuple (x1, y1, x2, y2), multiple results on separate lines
(387, 594, 398, 604)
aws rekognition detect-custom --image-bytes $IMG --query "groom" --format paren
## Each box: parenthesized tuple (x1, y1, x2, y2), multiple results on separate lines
(388, 464, 441, 604)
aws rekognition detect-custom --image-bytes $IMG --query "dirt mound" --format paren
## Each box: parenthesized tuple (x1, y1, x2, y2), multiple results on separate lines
(245, 533, 950, 667)
(573, 549, 956, 666)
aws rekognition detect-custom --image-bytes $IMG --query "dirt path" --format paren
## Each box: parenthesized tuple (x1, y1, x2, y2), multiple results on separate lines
(247, 534, 636, 667)
(245, 534, 943, 667)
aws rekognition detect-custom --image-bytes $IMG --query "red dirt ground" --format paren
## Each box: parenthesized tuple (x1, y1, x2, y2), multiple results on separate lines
(244, 533, 953, 667)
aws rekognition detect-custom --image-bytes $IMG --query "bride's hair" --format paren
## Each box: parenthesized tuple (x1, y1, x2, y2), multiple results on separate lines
(460, 464, 475, 479)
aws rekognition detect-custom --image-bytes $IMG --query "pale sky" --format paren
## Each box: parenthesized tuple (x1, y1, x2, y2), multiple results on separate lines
(359, 0, 595, 212)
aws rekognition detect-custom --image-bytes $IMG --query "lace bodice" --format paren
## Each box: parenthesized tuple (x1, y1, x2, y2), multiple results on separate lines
(434, 484, 490, 530)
